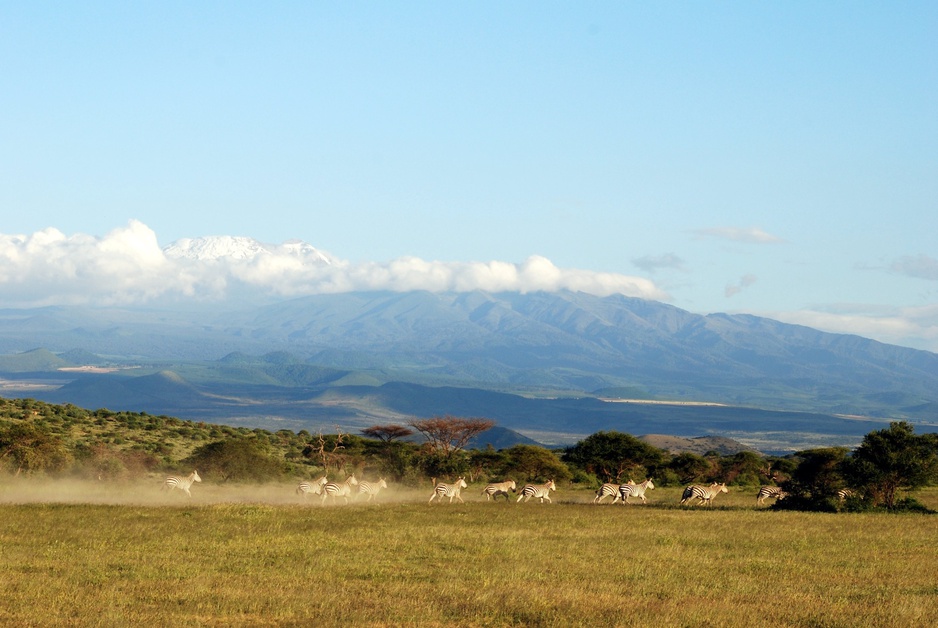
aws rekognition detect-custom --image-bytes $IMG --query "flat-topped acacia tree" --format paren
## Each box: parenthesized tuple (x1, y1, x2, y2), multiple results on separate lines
(408, 416, 495, 459)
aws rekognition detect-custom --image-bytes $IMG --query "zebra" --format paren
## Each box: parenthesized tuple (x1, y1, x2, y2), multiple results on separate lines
(296, 476, 328, 500)
(357, 478, 389, 502)
(161, 470, 202, 497)
(619, 478, 655, 504)
(482, 480, 517, 501)
(429, 477, 468, 504)
(680, 482, 729, 506)
(517, 479, 557, 503)
(320, 475, 359, 505)
(593, 482, 625, 504)
(756, 485, 787, 505)
(837, 488, 856, 502)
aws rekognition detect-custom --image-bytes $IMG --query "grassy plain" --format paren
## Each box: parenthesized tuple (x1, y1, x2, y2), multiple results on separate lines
(1, 482, 936, 627)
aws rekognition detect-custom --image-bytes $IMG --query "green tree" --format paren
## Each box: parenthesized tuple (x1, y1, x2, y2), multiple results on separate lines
(361, 424, 417, 481)
(843, 421, 938, 509)
(564, 431, 665, 483)
(501, 445, 571, 483)
(0, 422, 72, 475)
(777, 447, 849, 511)
(467, 445, 509, 483)
(720, 450, 766, 486)
(669, 452, 714, 484)
(185, 436, 286, 482)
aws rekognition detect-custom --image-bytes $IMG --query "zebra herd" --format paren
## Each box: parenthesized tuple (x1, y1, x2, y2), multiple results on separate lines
(593, 479, 656, 504)
(161, 470, 794, 508)
(295, 474, 389, 505)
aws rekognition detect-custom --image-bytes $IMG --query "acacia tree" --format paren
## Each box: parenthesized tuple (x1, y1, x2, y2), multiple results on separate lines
(408, 416, 495, 459)
(843, 421, 938, 509)
(361, 424, 416, 481)
(361, 424, 414, 442)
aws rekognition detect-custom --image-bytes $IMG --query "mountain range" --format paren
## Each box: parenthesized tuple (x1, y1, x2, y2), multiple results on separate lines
(2, 287, 937, 452)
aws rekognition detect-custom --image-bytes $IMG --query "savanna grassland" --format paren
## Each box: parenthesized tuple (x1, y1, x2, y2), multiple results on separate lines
(1, 482, 936, 627)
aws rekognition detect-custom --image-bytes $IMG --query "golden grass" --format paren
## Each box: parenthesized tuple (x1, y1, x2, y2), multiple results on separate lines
(0, 482, 936, 627)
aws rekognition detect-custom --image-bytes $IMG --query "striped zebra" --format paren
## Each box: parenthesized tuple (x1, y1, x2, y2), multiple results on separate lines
(320, 475, 359, 505)
(296, 476, 329, 500)
(619, 478, 655, 504)
(161, 470, 202, 497)
(680, 482, 729, 506)
(837, 488, 856, 502)
(756, 485, 787, 505)
(517, 479, 557, 503)
(482, 480, 517, 501)
(428, 477, 468, 504)
(593, 483, 620, 504)
(357, 478, 388, 502)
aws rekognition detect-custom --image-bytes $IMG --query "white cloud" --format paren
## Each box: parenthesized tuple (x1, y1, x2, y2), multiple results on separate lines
(632, 253, 687, 273)
(694, 226, 784, 244)
(766, 303, 938, 353)
(0, 222, 668, 307)
(0, 221, 184, 306)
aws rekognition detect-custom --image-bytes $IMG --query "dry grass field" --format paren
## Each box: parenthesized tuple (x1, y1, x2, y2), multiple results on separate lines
(1, 480, 936, 627)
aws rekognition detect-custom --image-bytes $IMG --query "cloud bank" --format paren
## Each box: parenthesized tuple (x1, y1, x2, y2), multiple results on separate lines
(0, 221, 668, 307)
(768, 303, 938, 353)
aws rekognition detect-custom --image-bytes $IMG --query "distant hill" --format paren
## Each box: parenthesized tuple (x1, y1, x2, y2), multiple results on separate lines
(1, 290, 937, 450)
(639, 434, 756, 456)
(0, 348, 70, 372)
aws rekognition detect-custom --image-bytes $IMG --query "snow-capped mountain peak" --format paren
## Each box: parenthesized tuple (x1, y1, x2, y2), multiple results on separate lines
(163, 236, 332, 265)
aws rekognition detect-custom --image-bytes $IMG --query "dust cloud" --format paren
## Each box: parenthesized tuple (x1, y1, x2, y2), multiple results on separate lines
(0, 476, 449, 507)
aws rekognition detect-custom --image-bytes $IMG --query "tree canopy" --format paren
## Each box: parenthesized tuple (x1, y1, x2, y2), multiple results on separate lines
(408, 416, 495, 458)
(843, 421, 938, 508)
(563, 431, 664, 483)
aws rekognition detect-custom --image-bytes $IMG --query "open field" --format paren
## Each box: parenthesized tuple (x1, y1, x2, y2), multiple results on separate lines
(1, 481, 936, 627)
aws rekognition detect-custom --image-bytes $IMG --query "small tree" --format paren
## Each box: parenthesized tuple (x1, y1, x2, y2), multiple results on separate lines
(361, 424, 414, 443)
(843, 421, 938, 509)
(777, 447, 849, 511)
(185, 436, 285, 482)
(0, 422, 72, 475)
(467, 445, 509, 483)
(501, 444, 572, 483)
(361, 424, 417, 482)
(304, 427, 353, 474)
(669, 452, 714, 484)
(721, 450, 767, 486)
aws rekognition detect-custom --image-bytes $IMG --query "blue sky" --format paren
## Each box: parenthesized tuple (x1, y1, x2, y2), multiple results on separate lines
(2, 3, 937, 351)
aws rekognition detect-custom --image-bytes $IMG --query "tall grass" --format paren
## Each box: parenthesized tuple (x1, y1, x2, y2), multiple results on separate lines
(1, 483, 936, 626)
